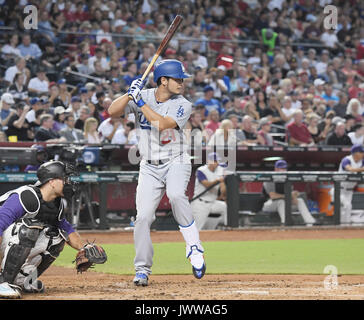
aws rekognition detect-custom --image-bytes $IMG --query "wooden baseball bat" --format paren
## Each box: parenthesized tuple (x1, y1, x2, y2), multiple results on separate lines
(128, 15, 183, 99)
(141, 15, 183, 81)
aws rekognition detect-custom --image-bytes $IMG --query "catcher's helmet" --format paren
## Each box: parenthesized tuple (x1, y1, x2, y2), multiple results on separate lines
(153, 59, 190, 83)
(36, 160, 66, 186)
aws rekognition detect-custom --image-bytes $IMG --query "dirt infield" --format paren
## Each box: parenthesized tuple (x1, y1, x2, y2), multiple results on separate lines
(21, 228, 364, 300)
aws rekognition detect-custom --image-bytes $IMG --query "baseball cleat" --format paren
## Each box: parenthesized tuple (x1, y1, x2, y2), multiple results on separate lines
(22, 279, 45, 294)
(0, 282, 21, 299)
(133, 273, 148, 286)
(187, 245, 206, 279)
(192, 263, 206, 279)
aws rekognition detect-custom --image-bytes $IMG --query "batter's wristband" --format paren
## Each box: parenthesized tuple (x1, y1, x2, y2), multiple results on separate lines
(136, 98, 146, 108)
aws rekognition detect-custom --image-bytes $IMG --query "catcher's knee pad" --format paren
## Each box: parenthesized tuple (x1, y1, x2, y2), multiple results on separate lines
(0, 224, 40, 284)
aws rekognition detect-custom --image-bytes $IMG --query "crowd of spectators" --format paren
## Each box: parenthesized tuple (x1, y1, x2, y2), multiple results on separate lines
(0, 0, 363, 149)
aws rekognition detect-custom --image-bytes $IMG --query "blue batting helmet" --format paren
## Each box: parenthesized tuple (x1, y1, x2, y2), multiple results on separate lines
(153, 59, 190, 83)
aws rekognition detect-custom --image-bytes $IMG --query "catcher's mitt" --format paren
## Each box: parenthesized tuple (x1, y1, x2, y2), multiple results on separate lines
(74, 241, 107, 273)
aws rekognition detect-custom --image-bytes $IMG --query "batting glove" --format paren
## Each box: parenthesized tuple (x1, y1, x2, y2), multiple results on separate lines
(128, 78, 147, 107)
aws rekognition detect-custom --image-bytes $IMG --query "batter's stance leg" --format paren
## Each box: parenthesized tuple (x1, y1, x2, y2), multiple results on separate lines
(166, 162, 206, 279)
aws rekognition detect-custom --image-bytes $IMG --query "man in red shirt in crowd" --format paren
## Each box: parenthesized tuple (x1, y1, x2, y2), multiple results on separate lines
(205, 109, 220, 141)
(287, 109, 314, 146)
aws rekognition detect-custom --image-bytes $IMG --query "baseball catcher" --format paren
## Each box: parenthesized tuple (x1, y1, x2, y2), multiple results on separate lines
(0, 160, 107, 299)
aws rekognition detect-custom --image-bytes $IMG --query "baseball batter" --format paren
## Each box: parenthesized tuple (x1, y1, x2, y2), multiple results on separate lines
(108, 59, 206, 286)
(330, 144, 364, 224)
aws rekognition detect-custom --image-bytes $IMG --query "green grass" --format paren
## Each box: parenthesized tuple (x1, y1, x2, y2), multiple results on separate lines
(54, 239, 364, 275)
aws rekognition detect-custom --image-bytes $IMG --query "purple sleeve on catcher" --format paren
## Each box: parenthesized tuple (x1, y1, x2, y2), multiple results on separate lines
(58, 218, 75, 235)
(196, 170, 208, 182)
(0, 193, 25, 236)
(341, 158, 351, 170)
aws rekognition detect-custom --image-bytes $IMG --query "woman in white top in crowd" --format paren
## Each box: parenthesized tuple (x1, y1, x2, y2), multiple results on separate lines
(83, 117, 101, 144)
(1, 34, 22, 58)
(348, 124, 364, 146)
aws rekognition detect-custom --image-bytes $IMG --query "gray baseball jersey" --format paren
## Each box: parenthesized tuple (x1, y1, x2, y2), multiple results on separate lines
(127, 88, 201, 276)
(125, 88, 192, 161)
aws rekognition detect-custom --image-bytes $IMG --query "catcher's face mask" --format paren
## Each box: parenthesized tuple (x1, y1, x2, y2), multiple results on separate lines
(62, 163, 79, 200)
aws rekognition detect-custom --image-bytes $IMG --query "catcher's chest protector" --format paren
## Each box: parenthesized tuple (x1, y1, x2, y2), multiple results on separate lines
(0, 185, 65, 227)
(33, 187, 65, 226)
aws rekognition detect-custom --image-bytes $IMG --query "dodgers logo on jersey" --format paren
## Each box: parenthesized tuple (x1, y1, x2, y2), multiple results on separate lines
(177, 106, 184, 118)
(138, 111, 151, 130)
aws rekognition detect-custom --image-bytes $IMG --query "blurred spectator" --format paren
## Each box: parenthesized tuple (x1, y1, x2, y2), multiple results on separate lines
(101, 97, 112, 120)
(287, 110, 314, 146)
(325, 122, 353, 146)
(83, 117, 101, 144)
(28, 68, 49, 96)
(195, 86, 224, 117)
(348, 124, 364, 146)
(346, 98, 362, 123)
(206, 65, 230, 98)
(111, 124, 127, 144)
(37, 10, 58, 44)
(66, 96, 82, 120)
(34, 114, 67, 143)
(125, 122, 138, 145)
(52, 106, 67, 132)
(0, 93, 16, 129)
(300, 98, 314, 116)
(17, 34, 42, 60)
(289, 91, 302, 110)
(1, 34, 21, 58)
(207, 119, 236, 148)
(344, 114, 356, 134)
(223, 93, 244, 120)
(186, 110, 205, 145)
(204, 109, 220, 139)
(315, 50, 330, 75)
(261, 28, 278, 62)
(4, 57, 30, 85)
(56, 78, 71, 107)
(5, 102, 32, 142)
(96, 20, 113, 44)
(359, 92, 364, 114)
(60, 114, 85, 143)
(8, 73, 28, 103)
(25, 97, 43, 124)
(98, 116, 124, 142)
(239, 115, 259, 146)
(244, 101, 260, 121)
(88, 47, 109, 73)
(261, 95, 284, 127)
(279, 96, 295, 123)
(307, 113, 328, 145)
(28, 108, 46, 136)
(94, 91, 106, 113)
(41, 41, 69, 73)
(257, 117, 273, 146)
(320, 29, 339, 49)
(122, 62, 139, 87)
(333, 92, 349, 118)
(321, 84, 339, 104)
(348, 76, 363, 100)
(75, 105, 91, 130)
(75, 53, 93, 75)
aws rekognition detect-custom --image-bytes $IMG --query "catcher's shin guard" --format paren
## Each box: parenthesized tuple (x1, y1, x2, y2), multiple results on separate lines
(0, 225, 40, 284)
(37, 240, 65, 277)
